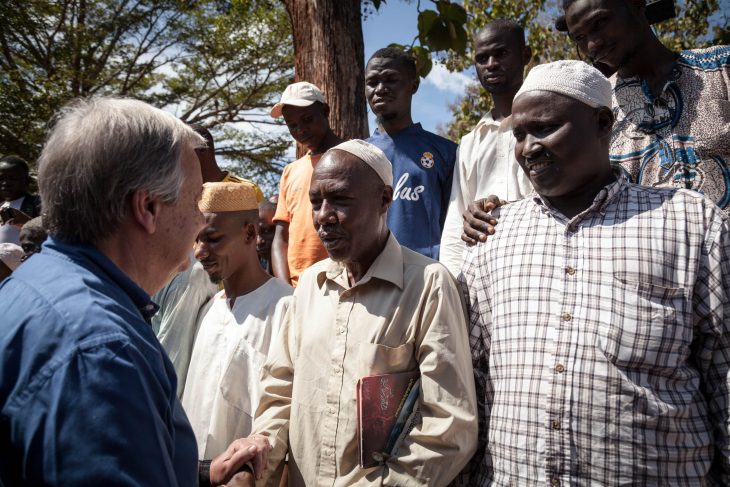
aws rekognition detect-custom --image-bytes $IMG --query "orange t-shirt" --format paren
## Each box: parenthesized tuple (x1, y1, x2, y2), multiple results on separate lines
(273, 154, 328, 286)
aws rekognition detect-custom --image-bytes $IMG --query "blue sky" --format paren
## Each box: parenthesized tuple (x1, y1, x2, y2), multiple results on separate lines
(362, 2, 475, 136)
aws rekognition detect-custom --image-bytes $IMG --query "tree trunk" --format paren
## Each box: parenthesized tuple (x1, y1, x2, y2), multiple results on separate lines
(283, 0, 369, 157)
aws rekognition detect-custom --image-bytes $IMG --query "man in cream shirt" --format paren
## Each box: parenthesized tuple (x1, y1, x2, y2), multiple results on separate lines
(439, 19, 533, 276)
(232, 140, 477, 486)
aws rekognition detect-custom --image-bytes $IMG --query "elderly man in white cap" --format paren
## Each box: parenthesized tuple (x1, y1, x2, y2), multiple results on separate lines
(229, 139, 477, 486)
(269, 81, 343, 287)
(457, 60, 730, 486)
(181, 182, 292, 464)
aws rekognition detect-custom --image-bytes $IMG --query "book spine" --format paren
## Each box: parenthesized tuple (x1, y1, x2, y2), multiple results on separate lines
(384, 378, 421, 454)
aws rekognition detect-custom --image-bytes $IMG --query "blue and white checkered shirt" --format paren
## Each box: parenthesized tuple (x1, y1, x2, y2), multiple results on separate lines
(457, 177, 730, 486)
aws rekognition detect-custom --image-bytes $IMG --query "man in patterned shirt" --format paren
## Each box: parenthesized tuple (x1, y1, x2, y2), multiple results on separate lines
(459, 60, 730, 485)
(563, 0, 730, 213)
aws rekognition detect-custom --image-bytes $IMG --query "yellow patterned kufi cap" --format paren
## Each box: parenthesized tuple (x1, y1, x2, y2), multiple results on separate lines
(199, 182, 259, 212)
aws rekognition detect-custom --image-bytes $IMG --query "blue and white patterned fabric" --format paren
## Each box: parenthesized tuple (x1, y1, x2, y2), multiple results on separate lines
(610, 45, 730, 213)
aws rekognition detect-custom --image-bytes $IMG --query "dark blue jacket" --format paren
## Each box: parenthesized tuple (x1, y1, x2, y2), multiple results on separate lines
(0, 238, 197, 486)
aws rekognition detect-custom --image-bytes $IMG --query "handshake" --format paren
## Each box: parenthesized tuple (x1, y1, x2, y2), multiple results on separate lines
(203, 434, 272, 487)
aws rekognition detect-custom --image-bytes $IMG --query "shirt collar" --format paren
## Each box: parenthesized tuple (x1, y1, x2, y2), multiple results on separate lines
(42, 237, 159, 320)
(372, 122, 423, 139)
(531, 169, 626, 222)
(474, 112, 512, 131)
(316, 233, 404, 291)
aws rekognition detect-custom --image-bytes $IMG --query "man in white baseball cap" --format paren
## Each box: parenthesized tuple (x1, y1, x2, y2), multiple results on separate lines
(269, 81, 342, 287)
(269, 82, 326, 118)
(456, 60, 730, 486)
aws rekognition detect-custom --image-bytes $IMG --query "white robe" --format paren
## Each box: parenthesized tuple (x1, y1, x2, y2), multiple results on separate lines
(154, 258, 218, 397)
(181, 277, 293, 459)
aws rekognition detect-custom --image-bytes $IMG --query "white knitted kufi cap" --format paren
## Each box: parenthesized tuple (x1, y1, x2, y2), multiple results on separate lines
(328, 139, 393, 187)
(0, 242, 23, 271)
(514, 60, 612, 109)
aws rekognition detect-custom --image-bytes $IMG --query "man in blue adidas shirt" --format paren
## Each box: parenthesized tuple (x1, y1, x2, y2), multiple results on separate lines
(366, 47, 457, 259)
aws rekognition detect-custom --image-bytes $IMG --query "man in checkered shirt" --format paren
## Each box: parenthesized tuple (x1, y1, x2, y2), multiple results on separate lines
(458, 60, 730, 486)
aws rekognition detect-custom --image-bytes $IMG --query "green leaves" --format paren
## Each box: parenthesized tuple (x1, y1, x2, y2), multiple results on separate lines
(0, 0, 293, 184)
(387, 1, 469, 78)
(417, 2, 468, 55)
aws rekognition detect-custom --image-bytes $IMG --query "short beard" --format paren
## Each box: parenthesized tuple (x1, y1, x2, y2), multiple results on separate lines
(375, 112, 398, 125)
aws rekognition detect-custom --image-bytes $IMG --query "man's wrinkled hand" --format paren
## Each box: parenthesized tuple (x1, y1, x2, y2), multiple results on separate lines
(461, 195, 505, 245)
(210, 434, 271, 485)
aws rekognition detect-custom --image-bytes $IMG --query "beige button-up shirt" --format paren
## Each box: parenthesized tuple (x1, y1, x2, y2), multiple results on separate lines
(439, 113, 532, 277)
(253, 233, 477, 486)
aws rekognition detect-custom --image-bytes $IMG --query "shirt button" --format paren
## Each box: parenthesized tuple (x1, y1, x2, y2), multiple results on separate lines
(562, 312, 572, 322)
(555, 364, 565, 373)
(552, 420, 561, 429)
(551, 477, 560, 486)
(565, 266, 576, 275)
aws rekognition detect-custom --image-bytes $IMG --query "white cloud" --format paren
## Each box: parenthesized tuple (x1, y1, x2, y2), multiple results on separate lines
(424, 63, 473, 95)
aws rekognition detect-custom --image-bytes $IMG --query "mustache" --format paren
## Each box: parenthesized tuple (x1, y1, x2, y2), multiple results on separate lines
(524, 149, 553, 161)
(318, 223, 345, 236)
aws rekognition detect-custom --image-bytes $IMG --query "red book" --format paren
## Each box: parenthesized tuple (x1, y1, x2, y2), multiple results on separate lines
(356, 369, 420, 468)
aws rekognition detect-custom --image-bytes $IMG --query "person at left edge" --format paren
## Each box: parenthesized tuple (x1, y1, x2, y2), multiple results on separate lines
(0, 97, 269, 486)
(366, 47, 457, 260)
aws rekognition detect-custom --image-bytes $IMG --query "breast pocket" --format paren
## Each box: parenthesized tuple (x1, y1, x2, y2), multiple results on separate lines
(596, 275, 691, 370)
(220, 339, 267, 416)
(353, 341, 416, 379)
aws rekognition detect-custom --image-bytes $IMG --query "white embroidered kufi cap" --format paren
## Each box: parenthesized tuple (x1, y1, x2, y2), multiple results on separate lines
(0, 242, 23, 271)
(515, 60, 612, 109)
(328, 139, 393, 187)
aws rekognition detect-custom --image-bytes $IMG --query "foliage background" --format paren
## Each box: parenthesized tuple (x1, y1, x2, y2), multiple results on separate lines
(1, 0, 727, 194)
(0, 0, 293, 194)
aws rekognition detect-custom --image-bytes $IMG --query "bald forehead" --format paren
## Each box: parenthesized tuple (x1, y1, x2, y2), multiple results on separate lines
(563, 0, 631, 21)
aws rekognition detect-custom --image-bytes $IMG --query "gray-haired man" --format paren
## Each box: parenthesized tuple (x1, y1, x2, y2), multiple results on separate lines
(0, 97, 268, 486)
